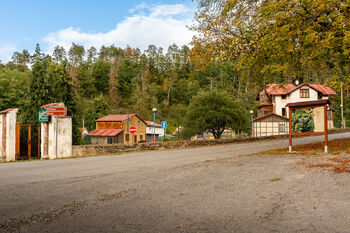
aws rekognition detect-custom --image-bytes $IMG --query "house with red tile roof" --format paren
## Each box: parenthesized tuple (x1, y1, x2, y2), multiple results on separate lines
(145, 121, 164, 142)
(87, 114, 146, 144)
(254, 80, 336, 137)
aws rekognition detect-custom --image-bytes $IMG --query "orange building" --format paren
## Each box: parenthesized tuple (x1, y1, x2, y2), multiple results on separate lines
(87, 114, 146, 144)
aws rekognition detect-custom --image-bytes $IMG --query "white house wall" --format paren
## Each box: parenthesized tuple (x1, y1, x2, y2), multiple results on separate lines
(47, 116, 72, 159)
(146, 126, 164, 136)
(274, 95, 288, 116)
(274, 86, 321, 119)
(288, 86, 318, 103)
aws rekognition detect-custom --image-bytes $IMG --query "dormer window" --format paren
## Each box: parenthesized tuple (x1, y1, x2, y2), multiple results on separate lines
(282, 94, 286, 99)
(300, 88, 309, 98)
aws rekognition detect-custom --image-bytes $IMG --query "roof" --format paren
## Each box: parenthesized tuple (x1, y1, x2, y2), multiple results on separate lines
(308, 84, 336, 95)
(286, 99, 331, 108)
(266, 84, 297, 95)
(145, 121, 161, 127)
(0, 108, 18, 114)
(87, 128, 124, 137)
(40, 102, 65, 109)
(253, 113, 289, 122)
(265, 83, 336, 96)
(96, 114, 136, 122)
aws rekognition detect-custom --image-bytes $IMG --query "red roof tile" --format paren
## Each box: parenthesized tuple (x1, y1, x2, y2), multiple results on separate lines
(96, 114, 136, 122)
(266, 83, 336, 95)
(308, 84, 336, 95)
(266, 84, 297, 95)
(87, 128, 124, 136)
(145, 121, 161, 127)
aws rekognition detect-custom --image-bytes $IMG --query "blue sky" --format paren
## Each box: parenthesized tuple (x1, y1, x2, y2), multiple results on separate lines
(0, 0, 196, 62)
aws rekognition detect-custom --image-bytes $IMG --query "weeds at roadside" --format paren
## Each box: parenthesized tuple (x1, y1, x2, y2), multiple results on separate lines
(270, 177, 281, 182)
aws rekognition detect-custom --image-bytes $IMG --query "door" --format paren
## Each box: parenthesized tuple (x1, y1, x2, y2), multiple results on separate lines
(16, 124, 40, 160)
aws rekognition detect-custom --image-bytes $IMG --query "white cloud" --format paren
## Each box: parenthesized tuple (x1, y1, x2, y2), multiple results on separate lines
(43, 3, 195, 53)
(0, 45, 16, 63)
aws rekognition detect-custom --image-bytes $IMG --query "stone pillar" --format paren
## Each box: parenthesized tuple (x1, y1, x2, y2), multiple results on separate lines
(41, 116, 72, 159)
(0, 108, 18, 161)
(40, 122, 50, 159)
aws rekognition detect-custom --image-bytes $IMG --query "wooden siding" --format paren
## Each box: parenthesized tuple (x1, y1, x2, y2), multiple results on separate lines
(257, 105, 273, 118)
(96, 121, 123, 129)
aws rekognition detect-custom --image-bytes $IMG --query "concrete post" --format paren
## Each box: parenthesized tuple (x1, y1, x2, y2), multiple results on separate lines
(0, 108, 18, 161)
(43, 116, 72, 159)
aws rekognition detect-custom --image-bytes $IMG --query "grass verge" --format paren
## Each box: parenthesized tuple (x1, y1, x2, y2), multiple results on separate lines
(262, 138, 350, 155)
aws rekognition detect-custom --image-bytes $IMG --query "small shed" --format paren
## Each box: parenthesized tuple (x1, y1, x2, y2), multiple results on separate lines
(253, 113, 289, 137)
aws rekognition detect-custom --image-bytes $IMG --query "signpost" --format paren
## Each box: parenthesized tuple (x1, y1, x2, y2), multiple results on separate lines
(46, 107, 67, 116)
(161, 121, 167, 142)
(38, 109, 49, 123)
(129, 126, 136, 134)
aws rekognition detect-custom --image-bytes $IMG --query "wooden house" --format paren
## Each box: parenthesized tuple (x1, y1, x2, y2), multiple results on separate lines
(87, 114, 146, 144)
(254, 80, 336, 137)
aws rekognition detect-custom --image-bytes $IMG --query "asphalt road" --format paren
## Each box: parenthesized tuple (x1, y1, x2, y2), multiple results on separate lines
(1, 132, 350, 233)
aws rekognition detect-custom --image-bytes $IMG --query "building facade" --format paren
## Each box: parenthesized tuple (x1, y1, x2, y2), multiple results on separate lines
(145, 121, 164, 142)
(254, 81, 336, 137)
(87, 114, 146, 144)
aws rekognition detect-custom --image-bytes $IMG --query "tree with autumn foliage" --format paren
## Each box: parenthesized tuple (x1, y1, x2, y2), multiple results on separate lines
(191, 0, 350, 88)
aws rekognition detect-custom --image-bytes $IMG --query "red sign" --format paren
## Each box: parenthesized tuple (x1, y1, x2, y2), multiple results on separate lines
(46, 107, 67, 116)
(129, 126, 136, 134)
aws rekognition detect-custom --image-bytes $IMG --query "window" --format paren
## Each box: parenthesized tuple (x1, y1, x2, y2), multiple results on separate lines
(282, 95, 286, 99)
(134, 135, 137, 143)
(128, 119, 131, 126)
(138, 120, 140, 127)
(282, 108, 286, 117)
(125, 134, 129, 142)
(140, 135, 143, 141)
(107, 137, 113, 144)
(279, 124, 285, 133)
(300, 88, 309, 98)
(264, 111, 272, 115)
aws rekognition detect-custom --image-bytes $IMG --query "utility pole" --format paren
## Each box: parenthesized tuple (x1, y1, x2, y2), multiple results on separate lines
(341, 83, 345, 128)
(177, 112, 180, 141)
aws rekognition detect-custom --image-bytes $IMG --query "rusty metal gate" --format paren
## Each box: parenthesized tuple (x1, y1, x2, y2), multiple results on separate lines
(16, 124, 40, 160)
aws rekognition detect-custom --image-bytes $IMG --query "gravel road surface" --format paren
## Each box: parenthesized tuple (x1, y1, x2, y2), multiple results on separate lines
(1, 132, 350, 233)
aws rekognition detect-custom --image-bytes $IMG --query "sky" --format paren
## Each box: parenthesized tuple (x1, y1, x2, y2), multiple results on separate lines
(0, 0, 197, 63)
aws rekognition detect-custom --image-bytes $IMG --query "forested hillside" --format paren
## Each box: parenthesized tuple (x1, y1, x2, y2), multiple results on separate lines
(0, 43, 258, 144)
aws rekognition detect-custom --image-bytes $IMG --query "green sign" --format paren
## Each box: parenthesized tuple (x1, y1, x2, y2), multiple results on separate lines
(38, 109, 49, 123)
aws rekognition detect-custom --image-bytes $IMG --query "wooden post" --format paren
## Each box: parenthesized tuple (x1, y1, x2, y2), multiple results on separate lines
(324, 105, 328, 153)
(28, 125, 31, 159)
(38, 125, 41, 158)
(288, 107, 292, 152)
(16, 123, 20, 159)
(341, 83, 344, 128)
